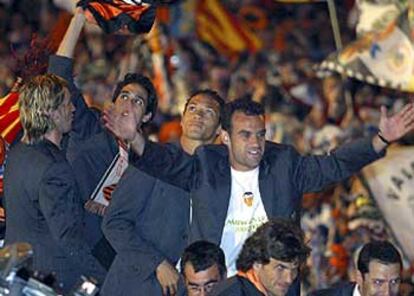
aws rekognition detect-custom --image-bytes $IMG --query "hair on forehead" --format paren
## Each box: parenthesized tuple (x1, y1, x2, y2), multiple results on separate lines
(221, 97, 265, 132)
(184, 89, 225, 114)
(112, 73, 158, 123)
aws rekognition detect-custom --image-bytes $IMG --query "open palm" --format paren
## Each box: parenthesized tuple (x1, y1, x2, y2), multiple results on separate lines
(378, 103, 414, 142)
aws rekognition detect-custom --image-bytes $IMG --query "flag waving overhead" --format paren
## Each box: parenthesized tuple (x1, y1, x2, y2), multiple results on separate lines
(317, 0, 414, 92)
(195, 0, 262, 57)
(0, 78, 23, 145)
(362, 146, 414, 261)
(77, 0, 156, 34)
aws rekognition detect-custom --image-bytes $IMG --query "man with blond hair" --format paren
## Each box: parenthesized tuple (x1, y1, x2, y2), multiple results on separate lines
(4, 74, 105, 293)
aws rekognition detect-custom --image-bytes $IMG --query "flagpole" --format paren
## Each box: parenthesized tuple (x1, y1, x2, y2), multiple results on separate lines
(326, 0, 354, 113)
(327, 0, 342, 50)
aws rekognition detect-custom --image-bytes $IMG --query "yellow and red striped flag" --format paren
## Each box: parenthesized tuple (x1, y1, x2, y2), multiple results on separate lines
(195, 0, 262, 57)
(0, 91, 21, 145)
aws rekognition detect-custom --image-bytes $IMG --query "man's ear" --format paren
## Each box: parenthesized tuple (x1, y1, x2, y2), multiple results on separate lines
(356, 270, 364, 288)
(220, 130, 230, 145)
(215, 125, 222, 136)
(46, 109, 58, 122)
(252, 262, 262, 272)
(142, 112, 152, 124)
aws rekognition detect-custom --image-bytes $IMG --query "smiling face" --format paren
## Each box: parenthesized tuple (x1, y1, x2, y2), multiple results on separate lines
(181, 94, 221, 143)
(221, 111, 266, 171)
(358, 261, 401, 296)
(114, 82, 151, 127)
(253, 258, 299, 296)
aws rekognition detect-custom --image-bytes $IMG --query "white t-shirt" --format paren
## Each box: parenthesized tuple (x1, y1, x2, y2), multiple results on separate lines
(353, 284, 361, 296)
(220, 167, 268, 276)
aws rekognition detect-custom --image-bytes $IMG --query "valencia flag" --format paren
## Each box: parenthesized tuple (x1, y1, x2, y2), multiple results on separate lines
(77, 0, 156, 34)
(195, 0, 262, 57)
(0, 91, 21, 145)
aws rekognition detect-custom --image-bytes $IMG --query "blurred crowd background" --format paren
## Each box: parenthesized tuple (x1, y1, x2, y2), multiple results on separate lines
(1, 0, 414, 294)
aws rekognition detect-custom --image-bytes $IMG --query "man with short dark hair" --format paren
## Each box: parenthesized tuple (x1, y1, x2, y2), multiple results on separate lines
(356, 241, 402, 296)
(214, 218, 310, 296)
(310, 240, 402, 296)
(49, 7, 160, 270)
(181, 241, 227, 296)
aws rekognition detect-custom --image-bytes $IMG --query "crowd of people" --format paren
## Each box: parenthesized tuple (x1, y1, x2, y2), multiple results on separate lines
(1, 0, 414, 295)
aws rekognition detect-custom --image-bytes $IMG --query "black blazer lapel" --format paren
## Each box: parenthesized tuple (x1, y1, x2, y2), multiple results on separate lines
(258, 160, 276, 219)
(213, 156, 232, 242)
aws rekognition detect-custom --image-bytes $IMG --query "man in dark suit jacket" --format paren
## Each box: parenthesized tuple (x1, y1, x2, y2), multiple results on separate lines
(308, 282, 356, 296)
(309, 241, 402, 296)
(101, 90, 225, 296)
(4, 74, 106, 293)
(105, 97, 414, 292)
(50, 8, 157, 270)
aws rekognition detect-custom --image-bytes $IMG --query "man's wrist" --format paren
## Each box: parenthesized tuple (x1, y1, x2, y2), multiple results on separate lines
(377, 130, 391, 145)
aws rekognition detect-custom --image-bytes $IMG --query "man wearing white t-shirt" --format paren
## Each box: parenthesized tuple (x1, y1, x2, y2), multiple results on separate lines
(106, 96, 414, 293)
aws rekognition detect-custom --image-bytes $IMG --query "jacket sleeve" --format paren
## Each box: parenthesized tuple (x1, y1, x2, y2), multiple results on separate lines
(102, 166, 167, 280)
(38, 161, 106, 283)
(129, 141, 197, 192)
(48, 55, 102, 141)
(293, 136, 386, 193)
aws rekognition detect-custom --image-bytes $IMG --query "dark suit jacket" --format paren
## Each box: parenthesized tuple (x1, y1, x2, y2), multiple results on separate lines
(49, 55, 115, 268)
(101, 165, 189, 296)
(308, 282, 356, 296)
(71, 131, 118, 255)
(132, 138, 384, 245)
(4, 140, 106, 293)
(213, 276, 265, 296)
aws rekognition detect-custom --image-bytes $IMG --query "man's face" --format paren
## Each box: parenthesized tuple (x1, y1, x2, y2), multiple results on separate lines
(114, 83, 151, 127)
(358, 261, 401, 296)
(52, 88, 74, 134)
(253, 258, 299, 296)
(184, 263, 224, 296)
(181, 94, 221, 144)
(221, 111, 265, 171)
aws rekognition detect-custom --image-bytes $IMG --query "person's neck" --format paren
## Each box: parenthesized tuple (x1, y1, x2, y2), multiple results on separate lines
(180, 136, 215, 155)
(44, 129, 63, 148)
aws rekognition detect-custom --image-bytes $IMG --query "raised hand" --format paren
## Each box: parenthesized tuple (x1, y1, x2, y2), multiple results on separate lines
(102, 104, 139, 143)
(378, 103, 414, 143)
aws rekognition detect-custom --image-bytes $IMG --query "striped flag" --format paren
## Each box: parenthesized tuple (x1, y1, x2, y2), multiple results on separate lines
(77, 0, 156, 34)
(0, 136, 5, 197)
(0, 90, 21, 145)
(195, 0, 262, 57)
